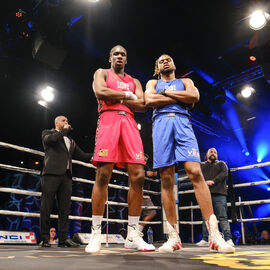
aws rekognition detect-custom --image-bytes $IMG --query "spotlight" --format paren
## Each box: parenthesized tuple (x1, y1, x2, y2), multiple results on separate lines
(249, 10, 270, 30)
(245, 151, 250, 156)
(137, 123, 141, 130)
(40, 86, 55, 102)
(257, 157, 262, 163)
(38, 100, 48, 107)
(20, 161, 24, 165)
(267, 187, 270, 191)
(241, 86, 254, 98)
(249, 56, 256, 61)
(34, 161, 40, 165)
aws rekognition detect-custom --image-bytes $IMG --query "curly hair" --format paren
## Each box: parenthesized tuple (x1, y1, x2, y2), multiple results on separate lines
(153, 54, 172, 78)
(153, 58, 160, 78)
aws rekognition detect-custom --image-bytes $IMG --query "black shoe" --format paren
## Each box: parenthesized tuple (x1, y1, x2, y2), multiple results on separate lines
(41, 240, 51, 248)
(119, 228, 127, 239)
(58, 238, 80, 248)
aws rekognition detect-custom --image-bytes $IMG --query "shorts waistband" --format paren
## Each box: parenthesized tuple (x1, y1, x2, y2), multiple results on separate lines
(101, 110, 133, 117)
(153, 112, 186, 121)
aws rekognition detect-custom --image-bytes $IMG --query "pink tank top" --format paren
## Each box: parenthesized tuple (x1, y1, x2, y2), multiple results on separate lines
(97, 69, 136, 115)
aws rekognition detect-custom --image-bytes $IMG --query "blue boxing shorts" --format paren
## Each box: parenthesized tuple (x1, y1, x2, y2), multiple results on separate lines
(152, 113, 201, 169)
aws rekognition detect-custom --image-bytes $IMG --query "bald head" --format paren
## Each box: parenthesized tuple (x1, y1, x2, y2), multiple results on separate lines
(55, 116, 68, 131)
(262, 230, 269, 239)
(207, 148, 218, 162)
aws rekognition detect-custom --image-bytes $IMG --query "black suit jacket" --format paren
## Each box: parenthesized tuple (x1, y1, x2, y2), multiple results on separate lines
(41, 128, 92, 176)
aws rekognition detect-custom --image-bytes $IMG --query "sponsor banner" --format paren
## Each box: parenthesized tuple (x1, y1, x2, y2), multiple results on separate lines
(0, 231, 37, 244)
(76, 233, 125, 244)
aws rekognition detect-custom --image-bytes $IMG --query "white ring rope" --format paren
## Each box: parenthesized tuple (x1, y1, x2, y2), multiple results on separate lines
(178, 198, 270, 210)
(230, 161, 270, 172)
(232, 179, 270, 188)
(0, 164, 160, 196)
(0, 187, 161, 210)
(178, 179, 270, 194)
(0, 141, 159, 183)
(178, 175, 189, 182)
(0, 210, 162, 224)
(179, 217, 270, 225)
(0, 163, 40, 175)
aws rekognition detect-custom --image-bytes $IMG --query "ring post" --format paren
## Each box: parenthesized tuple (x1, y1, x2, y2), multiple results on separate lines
(239, 196, 246, 245)
(106, 193, 109, 248)
(191, 201, 194, 243)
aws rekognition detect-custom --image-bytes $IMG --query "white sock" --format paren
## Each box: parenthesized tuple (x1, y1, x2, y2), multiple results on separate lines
(128, 216, 140, 226)
(92, 215, 103, 227)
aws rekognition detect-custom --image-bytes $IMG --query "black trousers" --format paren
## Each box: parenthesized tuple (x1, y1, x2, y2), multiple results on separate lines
(40, 171, 72, 242)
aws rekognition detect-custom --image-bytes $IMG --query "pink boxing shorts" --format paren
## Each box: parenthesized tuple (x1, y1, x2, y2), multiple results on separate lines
(92, 110, 145, 168)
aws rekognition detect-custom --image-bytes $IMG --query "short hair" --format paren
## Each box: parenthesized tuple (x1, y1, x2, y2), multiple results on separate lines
(109, 45, 127, 57)
(54, 115, 66, 125)
(153, 54, 173, 78)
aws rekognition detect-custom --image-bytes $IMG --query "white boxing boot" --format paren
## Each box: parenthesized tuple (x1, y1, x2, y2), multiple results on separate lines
(85, 225, 102, 253)
(206, 215, 235, 253)
(158, 222, 182, 253)
(124, 225, 155, 251)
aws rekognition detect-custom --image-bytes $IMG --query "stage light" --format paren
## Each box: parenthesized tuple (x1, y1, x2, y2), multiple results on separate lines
(35, 161, 40, 165)
(249, 10, 270, 30)
(249, 56, 256, 61)
(137, 123, 141, 130)
(245, 151, 250, 156)
(38, 100, 47, 107)
(241, 86, 254, 98)
(267, 187, 270, 191)
(20, 161, 24, 165)
(15, 12, 23, 18)
(40, 86, 54, 102)
(256, 141, 269, 164)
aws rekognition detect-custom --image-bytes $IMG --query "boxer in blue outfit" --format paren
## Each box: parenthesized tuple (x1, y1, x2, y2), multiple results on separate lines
(144, 54, 235, 254)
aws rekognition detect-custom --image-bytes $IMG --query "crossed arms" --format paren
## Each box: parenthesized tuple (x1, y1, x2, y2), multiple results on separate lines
(144, 78, 199, 108)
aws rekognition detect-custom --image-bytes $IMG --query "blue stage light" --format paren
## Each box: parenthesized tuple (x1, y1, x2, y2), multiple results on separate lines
(256, 203, 270, 218)
(245, 151, 250, 156)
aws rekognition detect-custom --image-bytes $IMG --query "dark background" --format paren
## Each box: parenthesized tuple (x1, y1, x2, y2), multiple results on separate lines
(1, 0, 270, 243)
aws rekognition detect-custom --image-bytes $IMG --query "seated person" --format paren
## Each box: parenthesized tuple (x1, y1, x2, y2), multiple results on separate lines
(260, 230, 270, 245)
(232, 230, 242, 245)
(49, 227, 58, 244)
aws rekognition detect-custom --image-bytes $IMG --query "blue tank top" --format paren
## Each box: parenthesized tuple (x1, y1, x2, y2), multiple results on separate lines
(152, 79, 190, 119)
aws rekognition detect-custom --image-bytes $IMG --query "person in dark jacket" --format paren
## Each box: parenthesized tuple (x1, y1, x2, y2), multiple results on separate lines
(196, 148, 234, 247)
(40, 115, 92, 247)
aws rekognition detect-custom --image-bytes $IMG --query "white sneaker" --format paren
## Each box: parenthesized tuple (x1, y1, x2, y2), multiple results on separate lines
(85, 225, 101, 253)
(124, 225, 155, 251)
(158, 222, 182, 253)
(196, 239, 208, 247)
(226, 239, 235, 247)
(206, 215, 235, 253)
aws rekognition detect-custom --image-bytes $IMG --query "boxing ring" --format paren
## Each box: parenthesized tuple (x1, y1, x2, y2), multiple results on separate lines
(1, 141, 270, 270)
